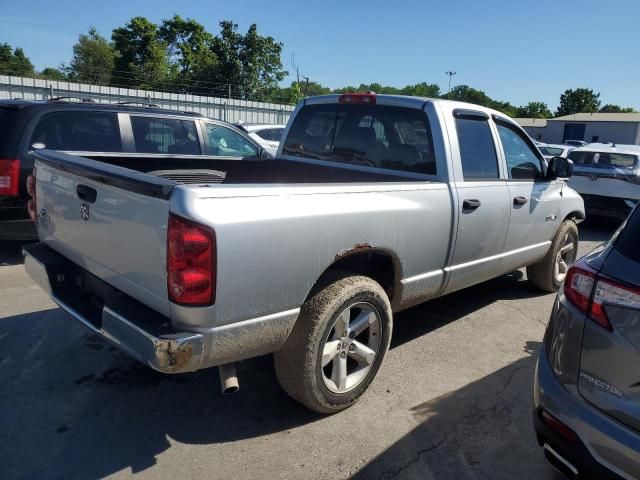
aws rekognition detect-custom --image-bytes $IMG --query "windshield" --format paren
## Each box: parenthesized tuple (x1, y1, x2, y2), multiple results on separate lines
(282, 103, 436, 175)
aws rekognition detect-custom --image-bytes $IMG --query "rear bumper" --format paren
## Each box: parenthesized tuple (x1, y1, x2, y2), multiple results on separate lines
(24, 243, 299, 373)
(534, 346, 640, 479)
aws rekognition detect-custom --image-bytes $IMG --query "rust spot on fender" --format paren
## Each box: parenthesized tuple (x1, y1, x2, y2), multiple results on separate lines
(334, 243, 373, 261)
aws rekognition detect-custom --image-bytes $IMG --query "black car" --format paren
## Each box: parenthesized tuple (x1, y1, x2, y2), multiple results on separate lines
(0, 98, 266, 239)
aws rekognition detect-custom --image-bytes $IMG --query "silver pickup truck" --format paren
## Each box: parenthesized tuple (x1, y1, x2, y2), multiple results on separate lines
(24, 94, 584, 413)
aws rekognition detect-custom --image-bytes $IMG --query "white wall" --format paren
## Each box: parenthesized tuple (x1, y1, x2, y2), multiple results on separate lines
(0, 75, 295, 125)
(523, 121, 640, 145)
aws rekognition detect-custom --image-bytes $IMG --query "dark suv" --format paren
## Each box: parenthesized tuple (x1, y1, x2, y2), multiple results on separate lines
(0, 99, 266, 239)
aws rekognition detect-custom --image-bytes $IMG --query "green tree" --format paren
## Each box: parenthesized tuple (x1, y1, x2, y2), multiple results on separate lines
(292, 80, 330, 97)
(400, 82, 441, 98)
(556, 88, 601, 116)
(490, 100, 517, 117)
(210, 21, 287, 100)
(112, 17, 175, 89)
(599, 104, 635, 113)
(516, 101, 552, 118)
(39, 67, 67, 80)
(445, 85, 492, 106)
(158, 15, 217, 90)
(0, 44, 35, 76)
(67, 27, 115, 84)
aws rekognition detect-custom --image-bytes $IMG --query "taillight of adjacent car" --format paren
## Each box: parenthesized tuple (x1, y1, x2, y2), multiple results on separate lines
(0, 159, 20, 196)
(564, 261, 640, 332)
(167, 214, 216, 306)
(26, 167, 37, 222)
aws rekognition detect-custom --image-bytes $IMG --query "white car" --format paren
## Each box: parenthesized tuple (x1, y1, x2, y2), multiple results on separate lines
(568, 143, 640, 219)
(537, 143, 573, 161)
(235, 123, 286, 157)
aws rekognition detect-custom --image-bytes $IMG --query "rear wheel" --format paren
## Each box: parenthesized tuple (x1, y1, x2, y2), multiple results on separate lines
(274, 273, 392, 413)
(527, 220, 579, 292)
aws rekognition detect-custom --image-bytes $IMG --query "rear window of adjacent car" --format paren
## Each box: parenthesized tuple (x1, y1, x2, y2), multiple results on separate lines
(615, 207, 640, 263)
(255, 128, 284, 141)
(282, 104, 436, 175)
(131, 116, 200, 155)
(30, 111, 122, 152)
(568, 151, 637, 168)
(539, 146, 564, 156)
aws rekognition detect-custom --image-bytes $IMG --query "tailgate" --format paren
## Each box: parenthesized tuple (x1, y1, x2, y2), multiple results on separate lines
(34, 150, 175, 316)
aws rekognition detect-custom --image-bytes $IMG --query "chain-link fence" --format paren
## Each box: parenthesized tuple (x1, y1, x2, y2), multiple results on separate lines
(0, 75, 295, 125)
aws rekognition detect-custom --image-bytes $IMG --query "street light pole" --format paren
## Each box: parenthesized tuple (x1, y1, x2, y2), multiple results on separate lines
(446, 71, 457, 99)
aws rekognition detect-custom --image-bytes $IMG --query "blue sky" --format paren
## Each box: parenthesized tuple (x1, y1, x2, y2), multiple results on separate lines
(2, 0, 639, 110)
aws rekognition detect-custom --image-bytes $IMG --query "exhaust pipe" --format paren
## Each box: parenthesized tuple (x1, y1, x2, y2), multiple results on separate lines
(218, 363, 239, 394)
(544, 444, 578, 479)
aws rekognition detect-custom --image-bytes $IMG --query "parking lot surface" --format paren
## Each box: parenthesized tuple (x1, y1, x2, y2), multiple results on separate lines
(0, 220, 618, 480)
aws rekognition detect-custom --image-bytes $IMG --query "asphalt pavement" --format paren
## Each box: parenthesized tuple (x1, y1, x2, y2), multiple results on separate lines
(0, 219, 619, 480)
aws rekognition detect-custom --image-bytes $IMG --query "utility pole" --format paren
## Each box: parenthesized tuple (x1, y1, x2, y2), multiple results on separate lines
(446, 71, 457, 99)
(302, 76, 309, 97)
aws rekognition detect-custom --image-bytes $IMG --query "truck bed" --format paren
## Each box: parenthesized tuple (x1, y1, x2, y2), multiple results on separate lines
(82, 155, 412, 185)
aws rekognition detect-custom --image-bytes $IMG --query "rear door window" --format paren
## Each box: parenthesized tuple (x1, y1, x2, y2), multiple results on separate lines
(455, 117, 499, 180)
(282, 104, 436, 175)
(30, 111, 121, 152)
(131, 116, 200, 154)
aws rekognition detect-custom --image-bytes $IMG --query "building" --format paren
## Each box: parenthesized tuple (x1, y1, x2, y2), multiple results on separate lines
(513, 118, 548, 141)
(515, 113, 640, 145)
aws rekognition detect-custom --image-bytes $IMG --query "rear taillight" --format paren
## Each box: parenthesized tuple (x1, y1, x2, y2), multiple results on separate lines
(564, 261, 640, 331)
(167, 214, 216, 306)
(540, 409, 579, 444)
(26, 167, 37, 222)
(564, 265, 596, 314)
(338, 93, 376, 104)
(0, 159, 20, 196)
(590, 277, 640, 330)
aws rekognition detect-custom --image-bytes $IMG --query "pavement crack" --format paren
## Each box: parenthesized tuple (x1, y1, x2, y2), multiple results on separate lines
(496, 364, 529, 397)
(376, 434, 450, 479)
(498, 301, 548, 329)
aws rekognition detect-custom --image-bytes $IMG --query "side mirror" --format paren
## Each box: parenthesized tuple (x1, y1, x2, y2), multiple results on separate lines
(259, 148, 272, 159)
(547, 156, 573, 180)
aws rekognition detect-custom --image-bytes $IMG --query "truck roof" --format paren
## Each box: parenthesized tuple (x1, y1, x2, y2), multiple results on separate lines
(303, 94, 517, 125)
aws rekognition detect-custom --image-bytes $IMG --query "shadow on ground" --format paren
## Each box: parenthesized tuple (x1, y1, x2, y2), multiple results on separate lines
(353, 342, 561, 480)
(1, 219, 616, 479)
(1, 269, 555, 480)
(0, 239, 34, 266)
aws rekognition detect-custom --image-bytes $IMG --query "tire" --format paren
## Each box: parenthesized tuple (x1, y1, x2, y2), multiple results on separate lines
(527, 220, 579, 292)
(274, 272, 392, 414)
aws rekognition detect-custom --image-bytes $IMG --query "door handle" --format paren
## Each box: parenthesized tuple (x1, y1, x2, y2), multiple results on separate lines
(76, 184, 97, 203)
(462, 199, 481, 210)
(513, 196, 528, 206)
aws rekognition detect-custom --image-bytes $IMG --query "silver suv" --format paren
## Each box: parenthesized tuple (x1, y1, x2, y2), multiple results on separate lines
(534, 205, 640, 479)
